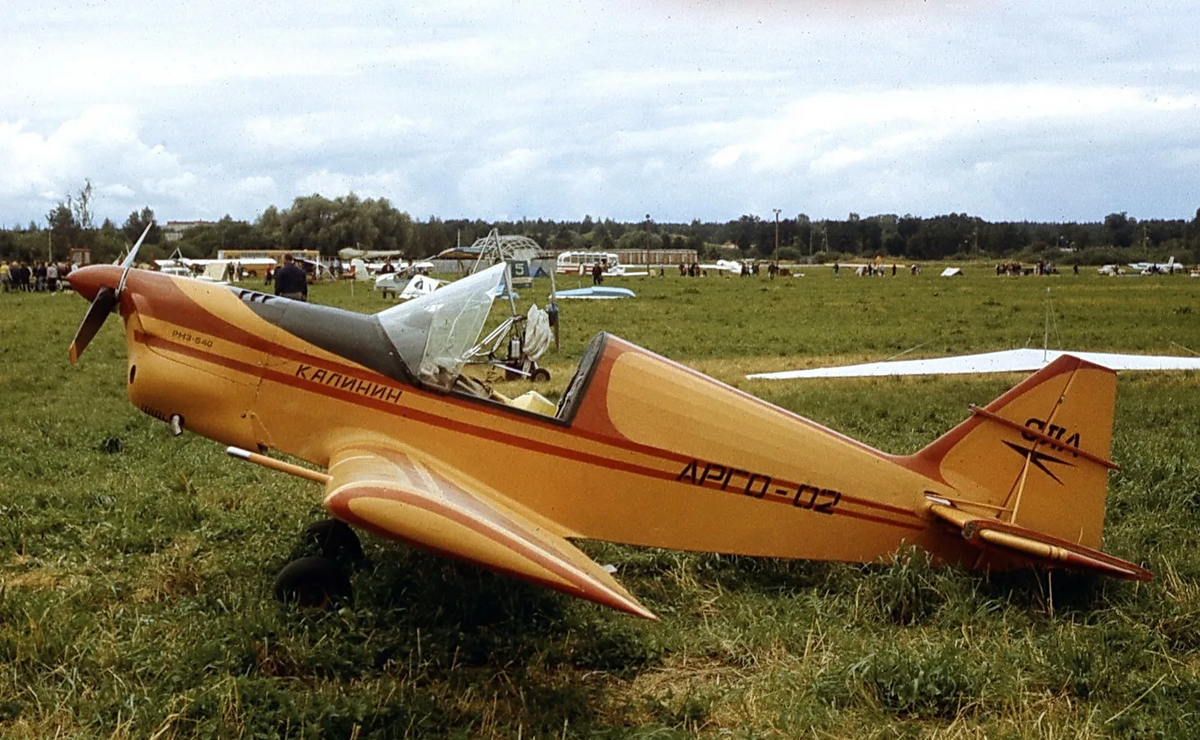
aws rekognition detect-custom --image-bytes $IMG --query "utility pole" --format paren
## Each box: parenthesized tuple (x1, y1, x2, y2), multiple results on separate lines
(772, 208, 781, 263)
(644, 213, 651, 268)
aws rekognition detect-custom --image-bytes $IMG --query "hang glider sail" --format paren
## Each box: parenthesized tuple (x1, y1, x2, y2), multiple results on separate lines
(748, 348, 1200, 380)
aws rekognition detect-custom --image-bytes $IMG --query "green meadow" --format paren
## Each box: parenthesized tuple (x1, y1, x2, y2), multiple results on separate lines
(2, 266, 1199, 738)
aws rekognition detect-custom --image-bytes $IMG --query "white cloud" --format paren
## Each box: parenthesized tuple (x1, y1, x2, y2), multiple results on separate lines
(0, 106, 202, 220)
(242, 113, 422, 155)
(292, 169, 421, 207)
(232, 176, 278, 203)
(1, 0, 1199, 224)
(707, 84, 1200, 177)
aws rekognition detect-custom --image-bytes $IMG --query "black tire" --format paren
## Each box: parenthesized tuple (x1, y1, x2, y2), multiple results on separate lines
(530, 367, 551, 383)
(303, 518, 364, 563)
(273, 556, 352, 608)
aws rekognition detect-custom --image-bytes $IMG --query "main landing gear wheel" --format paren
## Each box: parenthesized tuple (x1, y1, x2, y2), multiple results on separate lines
(530, 367, 551, 383)
(274, 519, 363, 609)
(273, 556, 352, 609)
(303, 518, 364, 563)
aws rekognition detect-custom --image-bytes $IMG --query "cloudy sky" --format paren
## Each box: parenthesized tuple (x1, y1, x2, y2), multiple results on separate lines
(3, 1, 1198, 228)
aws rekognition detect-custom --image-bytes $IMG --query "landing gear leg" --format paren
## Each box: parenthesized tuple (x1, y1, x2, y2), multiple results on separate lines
(303, 518, 364, 563)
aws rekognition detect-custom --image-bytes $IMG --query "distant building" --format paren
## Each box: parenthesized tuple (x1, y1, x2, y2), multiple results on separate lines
(612, 248, 696, 267)
(162, 220, 218, 242)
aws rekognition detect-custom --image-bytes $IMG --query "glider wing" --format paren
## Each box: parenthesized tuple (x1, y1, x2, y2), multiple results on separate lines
(322, 439, 657, 619)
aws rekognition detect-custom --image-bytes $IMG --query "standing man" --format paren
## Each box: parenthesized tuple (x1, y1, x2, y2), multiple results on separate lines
(274, 253, 309, 302)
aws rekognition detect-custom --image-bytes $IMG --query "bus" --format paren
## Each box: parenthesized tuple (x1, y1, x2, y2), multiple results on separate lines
(217, 249, 320, 268)
(555, 251, 620, 275)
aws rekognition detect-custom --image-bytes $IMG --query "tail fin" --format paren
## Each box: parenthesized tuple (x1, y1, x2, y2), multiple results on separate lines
(910, 355, 1119, 549)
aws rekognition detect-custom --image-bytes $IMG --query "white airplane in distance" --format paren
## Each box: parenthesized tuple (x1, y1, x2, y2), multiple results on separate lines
(153, 257, 277, 282)
(1128, 257, 1185, 275)
(375, 272, 442, 300)
(698, 259, 748, 275)
(337, 248, 406, 261)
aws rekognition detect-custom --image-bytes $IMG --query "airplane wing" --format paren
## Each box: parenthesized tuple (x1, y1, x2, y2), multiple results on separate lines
(322, 440, 657, 619)
(747, 349, 1200, 380)
(927, 503, 1150, 580)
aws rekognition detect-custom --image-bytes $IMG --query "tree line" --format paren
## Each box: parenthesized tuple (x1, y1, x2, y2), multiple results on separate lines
(4, 183, 1199, 265)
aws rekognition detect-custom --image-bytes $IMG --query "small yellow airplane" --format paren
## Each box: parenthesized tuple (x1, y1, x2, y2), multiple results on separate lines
(68, 243, 1151, 619)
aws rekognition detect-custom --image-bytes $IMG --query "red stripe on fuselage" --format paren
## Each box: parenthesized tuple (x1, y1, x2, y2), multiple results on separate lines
(134, 318, 926, 531)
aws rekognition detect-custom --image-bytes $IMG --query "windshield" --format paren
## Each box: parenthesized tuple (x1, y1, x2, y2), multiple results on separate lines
(376, 262, 508, 391)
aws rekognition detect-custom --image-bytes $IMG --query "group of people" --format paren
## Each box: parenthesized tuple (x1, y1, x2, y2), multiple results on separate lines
(2, 260, 75, 293)
(833, 262, 919, 276)
(995, 261, 1060, 276)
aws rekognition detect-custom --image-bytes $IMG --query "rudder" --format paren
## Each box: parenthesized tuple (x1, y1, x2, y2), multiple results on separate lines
(909, 355, 1119, 549)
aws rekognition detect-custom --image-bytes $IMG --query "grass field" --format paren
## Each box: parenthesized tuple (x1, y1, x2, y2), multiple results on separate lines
(2, 266, 1199, 738)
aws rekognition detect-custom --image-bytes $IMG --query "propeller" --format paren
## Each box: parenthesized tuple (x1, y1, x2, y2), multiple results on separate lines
(67, 223, 153, 364)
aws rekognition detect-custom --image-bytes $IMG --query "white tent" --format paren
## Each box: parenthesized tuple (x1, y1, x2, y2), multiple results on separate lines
(940, 267, 963, 277)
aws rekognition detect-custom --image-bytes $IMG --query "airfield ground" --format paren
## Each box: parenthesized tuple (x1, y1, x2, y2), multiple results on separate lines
(2, 265, 1199, 737)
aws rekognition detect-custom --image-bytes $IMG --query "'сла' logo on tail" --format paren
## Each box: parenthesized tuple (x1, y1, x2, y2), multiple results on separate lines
(1002, 441, 1073, 484)
(1002, 416, 1082, 485)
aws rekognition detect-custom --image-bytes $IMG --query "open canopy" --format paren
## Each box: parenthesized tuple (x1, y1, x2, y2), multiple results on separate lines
(376, 263, 508, 390)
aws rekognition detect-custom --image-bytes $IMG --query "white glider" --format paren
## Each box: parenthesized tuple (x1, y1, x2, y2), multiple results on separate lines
(747, 348, 1200, 380)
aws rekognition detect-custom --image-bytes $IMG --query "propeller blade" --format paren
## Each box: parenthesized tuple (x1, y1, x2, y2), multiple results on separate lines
(68, 223, 152, 364)
(117, 222, 153, 295)
(68, 286, 117, 364)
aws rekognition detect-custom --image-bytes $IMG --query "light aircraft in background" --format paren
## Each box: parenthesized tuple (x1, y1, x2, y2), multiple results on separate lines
(295, 256, 337, 281)
(349, 257, 434, 281)
(67, 240, 1151, 617)
(698, 259, 747, 275)
(555, 251, 648, 277)
(337, 248, 406, 262)
(1128, 257, 1185, 275)
(154, 256, 277, 282)
(375, 272, 442, 300)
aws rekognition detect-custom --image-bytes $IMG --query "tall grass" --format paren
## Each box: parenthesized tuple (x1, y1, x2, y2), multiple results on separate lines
(1, 268, 1198, 737)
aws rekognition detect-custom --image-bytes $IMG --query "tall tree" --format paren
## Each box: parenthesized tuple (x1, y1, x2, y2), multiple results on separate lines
(69, 179, 96, 231)
(46, 202, 77, 256)
(1104, 212, 1135, 248)
(122, 207, 161, 245)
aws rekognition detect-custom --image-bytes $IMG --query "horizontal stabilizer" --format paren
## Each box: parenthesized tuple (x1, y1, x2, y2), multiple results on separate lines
(929, 503, 1151, 581)
(322, 439, 657, 619)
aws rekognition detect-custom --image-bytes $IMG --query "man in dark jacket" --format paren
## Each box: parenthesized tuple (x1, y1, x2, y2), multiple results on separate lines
(273, 254, 308, 301)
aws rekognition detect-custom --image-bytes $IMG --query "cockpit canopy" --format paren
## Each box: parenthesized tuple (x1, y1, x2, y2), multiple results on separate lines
(375, 262, 508, 391)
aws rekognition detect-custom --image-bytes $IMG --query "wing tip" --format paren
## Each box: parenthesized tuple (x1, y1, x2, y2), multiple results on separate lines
(590, 587, 658, 620)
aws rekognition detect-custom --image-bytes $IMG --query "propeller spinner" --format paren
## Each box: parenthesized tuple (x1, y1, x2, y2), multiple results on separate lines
(67, 223, 153, 364)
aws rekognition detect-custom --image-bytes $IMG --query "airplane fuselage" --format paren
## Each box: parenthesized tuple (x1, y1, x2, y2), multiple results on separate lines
(73, 266, 1004, 570)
